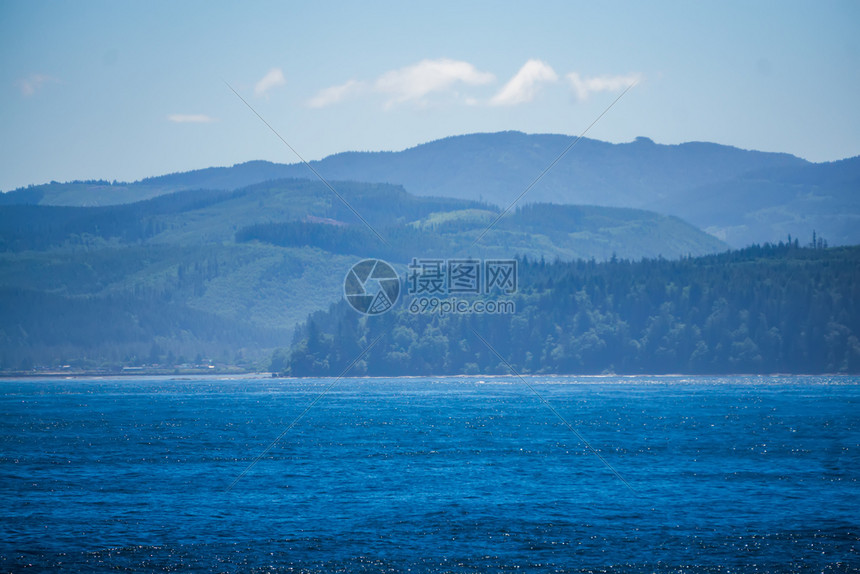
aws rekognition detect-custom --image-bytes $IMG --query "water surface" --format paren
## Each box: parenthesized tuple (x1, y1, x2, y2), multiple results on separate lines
(1, 375, 858, 572)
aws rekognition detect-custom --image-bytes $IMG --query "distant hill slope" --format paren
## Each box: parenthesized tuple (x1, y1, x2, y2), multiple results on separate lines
(0, 178, 725, 260)
(649, 156, 860, 247)
(0, 178, 725, 371)
(280, 243, 860, 376)
(286, 133, 809, 207)
(2, 132, 856, 247)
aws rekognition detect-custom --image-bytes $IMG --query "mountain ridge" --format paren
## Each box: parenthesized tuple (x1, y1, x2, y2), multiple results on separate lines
(2, 131, 857, 247)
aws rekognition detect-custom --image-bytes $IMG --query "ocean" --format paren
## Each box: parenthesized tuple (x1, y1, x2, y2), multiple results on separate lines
(1, 375, 858, 572)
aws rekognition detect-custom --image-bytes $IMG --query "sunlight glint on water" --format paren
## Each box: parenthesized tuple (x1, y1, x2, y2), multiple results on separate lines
(1, 375, 858, 572)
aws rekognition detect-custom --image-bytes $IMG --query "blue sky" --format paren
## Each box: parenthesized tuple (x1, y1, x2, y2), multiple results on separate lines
(1, 0, 858, 192)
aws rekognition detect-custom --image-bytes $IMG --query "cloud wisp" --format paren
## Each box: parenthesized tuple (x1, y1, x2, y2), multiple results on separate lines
(254, 68, 286, 98)
(307, 58, 494, 109)
(306, 59, 642, 109)
(567, 72, 641, 100)
(167, 114, 217, 123)
(374, 58, 495, 107)
(16, 74, 59, 97)
(490, 59, 558, 106)
(307, 80, 365, 109)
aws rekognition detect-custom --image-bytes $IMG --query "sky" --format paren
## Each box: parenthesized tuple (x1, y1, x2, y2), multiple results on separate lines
(1, 0, 858, 192)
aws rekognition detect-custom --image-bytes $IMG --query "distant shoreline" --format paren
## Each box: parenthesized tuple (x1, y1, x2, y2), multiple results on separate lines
(1, 371, 855, 381)
(0, 367, 257, 379)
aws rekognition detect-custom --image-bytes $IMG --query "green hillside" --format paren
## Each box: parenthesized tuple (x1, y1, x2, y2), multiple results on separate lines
(280, 242, 860, 377)
(0, 178, 726, 372)
(4, 131, 856, 248)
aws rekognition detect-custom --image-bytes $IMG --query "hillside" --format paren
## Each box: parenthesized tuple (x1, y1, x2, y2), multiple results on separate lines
(0, 178, 724, 372)
(650, 156, 860, 247)
(280, 243, 860, 376)
(281, 133, 808, 207)
(3, 132, 856, 247)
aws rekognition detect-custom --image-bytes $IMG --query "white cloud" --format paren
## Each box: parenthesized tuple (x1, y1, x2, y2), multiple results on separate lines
(306, 60, 640, 110)
(567, 72, 641, 100)
(16, 74, 58, 97)
(307, 80, 365, 109)
(167, 114, 216, 123)
(490, 60, 558, 106)
(374, 58, 495, 107)
(254, 68, 286, 97)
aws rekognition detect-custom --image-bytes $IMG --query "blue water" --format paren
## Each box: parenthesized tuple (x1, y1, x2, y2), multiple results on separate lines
(1, 375, 858, 572)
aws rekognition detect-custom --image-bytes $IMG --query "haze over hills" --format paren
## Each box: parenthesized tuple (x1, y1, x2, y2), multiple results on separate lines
(0, 178, 725, 371)
(281, 243, 860, 376)
(649, 156, 860, 247)
(1, 131, 857, 371)
(3, 131, 857, 248)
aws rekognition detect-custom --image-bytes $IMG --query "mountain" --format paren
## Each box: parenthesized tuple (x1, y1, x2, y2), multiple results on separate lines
(0, 178, 725, 372)
(649, 156, 860, 247)
(1, 133, 810, 208)
(3, 132, 856, 247)
(280, 133, 809, 206)
(4, 132, 856, 248)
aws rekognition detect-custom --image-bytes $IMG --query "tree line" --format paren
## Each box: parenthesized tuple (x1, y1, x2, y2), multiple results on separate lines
(276, 241, 860, 376)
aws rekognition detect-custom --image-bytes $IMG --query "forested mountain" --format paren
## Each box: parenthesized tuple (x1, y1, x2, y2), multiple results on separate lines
(273, 133, 808, 208)
(236, 202, 724, 263)
(278, 242, 860, 376)
(0, 178, 724, 372)
(650, 156, 860, 247)
(2, 133, 857, 374)
(3, 132, 857, 247)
